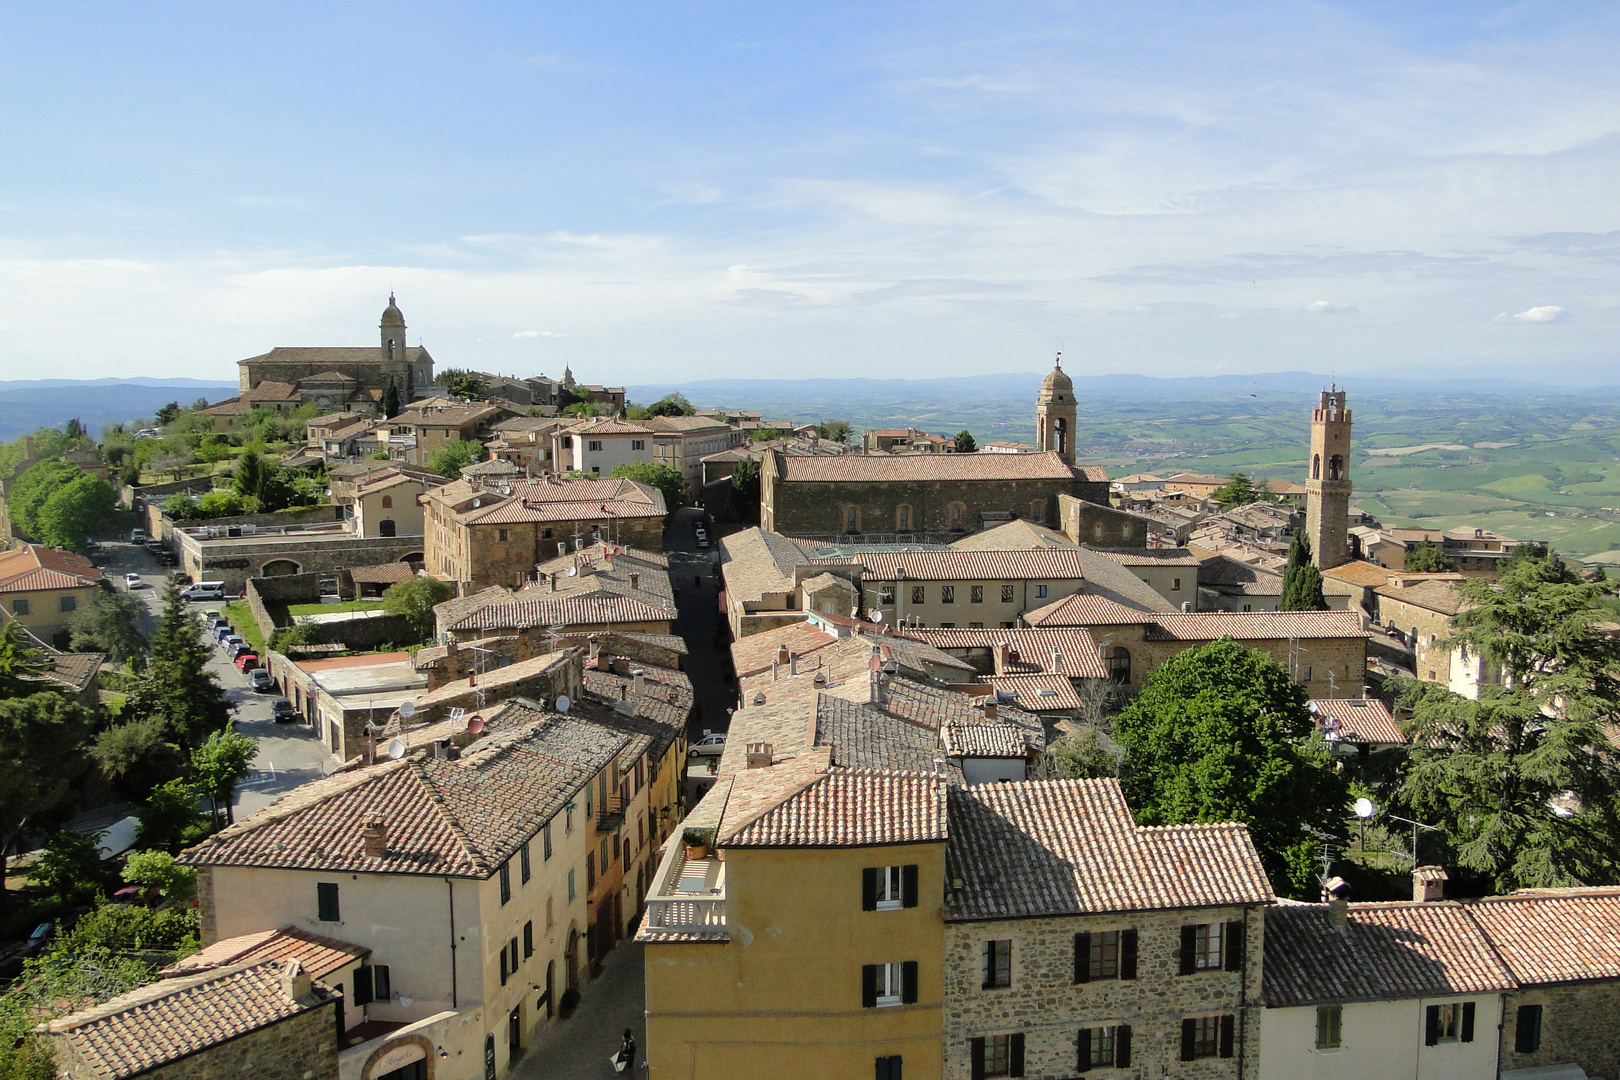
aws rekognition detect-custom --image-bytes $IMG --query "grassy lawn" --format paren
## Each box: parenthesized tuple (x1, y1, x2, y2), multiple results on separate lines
(287, 600, 385, 616)
(223, 600, 266, 655)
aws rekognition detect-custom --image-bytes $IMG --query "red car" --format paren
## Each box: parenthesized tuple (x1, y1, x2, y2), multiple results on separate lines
(234, 652, 259, 672)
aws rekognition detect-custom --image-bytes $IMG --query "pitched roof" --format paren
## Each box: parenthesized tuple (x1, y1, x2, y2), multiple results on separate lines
(159, 926, 367, 980)
(1310, 698, 1405, 745)
(43, 959, 333, 1079)
(422, 475, 665, 526)
(1023, 592, 1160, 627)
(945, 779, 1272, 920)
(1321, 560, 1397, 588)
(949, 519, 1078, 552)
(814, 696, 953, 774)
(1262, 902, 1515, 1007)
(0, 544, 102, 592)
(908, 627, 1108, 679)
(983, 673, 1084, 711)
(450, 593, 673, 632)
(1090, 547, 1203, 567)
(730, 621, 838, 678)
(348, 561, 421, 585)
(829, 549, 1091, 582)
(772, 450, 1095, 483)
(721, 766, 947, 848)
(940, 719, 1036, 757)
(1466, 888, 1620, 985)
(719, 526, 817, 606)
(1140, 611, 1368, 641)
(26, 651, 104, 696)
(1375, 579, 1466, 616)
(559, 416, 656, 435)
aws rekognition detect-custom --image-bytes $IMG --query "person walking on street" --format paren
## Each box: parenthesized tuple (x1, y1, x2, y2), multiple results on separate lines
(618, 1029, 637, 1073)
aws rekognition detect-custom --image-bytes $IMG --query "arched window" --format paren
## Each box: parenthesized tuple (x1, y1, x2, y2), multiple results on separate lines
(1312, 454, 1321, 480)
(1053, 417, 1068, 456)
(378, 519, 397, 537)
(1102, 644, 1131, 684)
(896, 504, 913, 532)
(261, 559, 301, 577)
(1328, 455, 1344, 481)
(948, 502, 965, 530)
(381, 495, 393, 509)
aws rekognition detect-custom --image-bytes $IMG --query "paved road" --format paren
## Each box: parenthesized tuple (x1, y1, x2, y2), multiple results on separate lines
(512, 940, 647, 1080)
(98, 540, 339, 821)
(663, 507, 734, 741)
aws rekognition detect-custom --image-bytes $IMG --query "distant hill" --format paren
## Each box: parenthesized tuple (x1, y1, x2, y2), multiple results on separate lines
(0, 379, 238, 441)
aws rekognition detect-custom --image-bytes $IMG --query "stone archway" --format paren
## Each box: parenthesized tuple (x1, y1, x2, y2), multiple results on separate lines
(261, 559, 301, 577)
(360, 1033, 435, 1080)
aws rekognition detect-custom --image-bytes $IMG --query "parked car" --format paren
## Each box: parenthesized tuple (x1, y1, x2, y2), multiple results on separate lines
(235, 652, 259, 672)
(271, 698, 298, 723)
(688, 732, 727, 759)
(248, 668, 274, 692)
(129, 529, 148, 543)
(221, 635, 245, 654)
(213, 624, 235, 641)
(124, 573, 144, 589)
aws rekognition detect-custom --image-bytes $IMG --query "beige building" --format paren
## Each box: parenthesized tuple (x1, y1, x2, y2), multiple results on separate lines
(0, 544, 103, 649)
(385, 400, 506, 466)
(846, 549, 1094, 630)
(348, 471, 430, 539)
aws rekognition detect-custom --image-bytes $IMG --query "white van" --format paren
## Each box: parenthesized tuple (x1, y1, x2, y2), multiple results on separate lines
(181, 582, 226, 602)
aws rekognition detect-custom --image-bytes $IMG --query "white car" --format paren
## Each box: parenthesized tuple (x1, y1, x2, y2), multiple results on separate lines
(688, 733, 726, 759)
(124, 573, 145, 589)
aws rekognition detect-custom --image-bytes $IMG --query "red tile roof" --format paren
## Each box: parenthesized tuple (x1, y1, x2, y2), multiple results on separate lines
(1310, 698, 1405, 745)
(450, 593, 674, 632)
(729, 621, 839, 678)
(721, 766, 947, 848)
(826, 549, 1091, 581)
(1466, 888, 1620, 985)
(0, 544, 102, 593)
(160, 926, 368, 980)
(773, 450, 1097, 483)
(1023, 592, 1158, 626)
(1142, 611, 1368, 640)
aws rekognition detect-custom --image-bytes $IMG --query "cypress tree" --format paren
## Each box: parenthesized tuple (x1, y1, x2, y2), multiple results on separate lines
(1280, 533, 1328, 611)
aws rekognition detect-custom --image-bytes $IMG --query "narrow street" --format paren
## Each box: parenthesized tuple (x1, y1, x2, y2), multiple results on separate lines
(511, 941, 647, 1079)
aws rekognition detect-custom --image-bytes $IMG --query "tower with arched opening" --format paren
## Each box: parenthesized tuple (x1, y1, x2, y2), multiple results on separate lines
(1036, 355, 1077, 465)
(1306, 387, 1352, 570)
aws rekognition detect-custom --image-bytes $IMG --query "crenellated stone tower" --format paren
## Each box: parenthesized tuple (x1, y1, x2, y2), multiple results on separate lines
(1306, 387, 1352, 569)
(1037, 355, 1077, 465)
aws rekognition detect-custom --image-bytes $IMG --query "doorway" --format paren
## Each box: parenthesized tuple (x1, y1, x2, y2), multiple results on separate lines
(508, 1005, 523, 1060)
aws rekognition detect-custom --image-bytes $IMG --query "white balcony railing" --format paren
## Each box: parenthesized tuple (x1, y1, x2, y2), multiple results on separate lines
(642, 838, 727, 937)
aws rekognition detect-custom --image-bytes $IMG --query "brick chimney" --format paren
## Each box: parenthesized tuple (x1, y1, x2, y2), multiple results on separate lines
(746, 742, 773, 769)
(281, 959, 313, 1003)
(1323, 876, 1350, 926)
(1413, 865, 1448, 902)
(629, 572, 639, 589)
(360, 817, 388, 859)
(777, 644, 790, 667)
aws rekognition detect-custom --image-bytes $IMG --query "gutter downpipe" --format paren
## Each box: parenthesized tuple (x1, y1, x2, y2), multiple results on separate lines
(1239, 904, 1250, 1080)
(446, 877, 458, 1008)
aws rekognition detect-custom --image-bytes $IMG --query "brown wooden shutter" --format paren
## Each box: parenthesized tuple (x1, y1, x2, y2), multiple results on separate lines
(1120, 929, 1138, 980)
(862, 868, 878, 911)
(862, 964, 878, 1008)
(902, 864, 919, 908)
(1219, 1014, 1235, 1058)
(1425, 1005, 1440, 1046)
(1009, 1033, 1025, 1077)
(1115, 1025, 1132, 1068)
(1224, 919, 1246, 971)
(352, 966, 374, 1006)
(902, 961, 918, 1004)
(1461, 1002, 1476, 1043)
(1076, 1028, 1092, 1073)
(1073, 932, 1090, 984)
(970, 1038, 986, 1080)
(1179, 925, 1197, 975)
(1180, 1019, 1196, 1061)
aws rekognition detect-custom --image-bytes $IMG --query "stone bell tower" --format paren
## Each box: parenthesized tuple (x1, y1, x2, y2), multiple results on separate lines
(1306, 387, 1352, 570)
(380, 293, 408, 388)
(1037, 354, 1077, 465)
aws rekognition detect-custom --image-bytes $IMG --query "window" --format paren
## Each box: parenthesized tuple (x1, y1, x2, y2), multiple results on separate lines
(587, 852, 595, 890)
(911, 585, 925, 605)
(588, 440, 604, 452)
(1425, 1002, 1475, 1045)
(875, 1055, 903, 1080)
(1298, 666, 1313, 683)
(498, 528, 509, 542)
(1030, 499, 1045, 520)
(632, 440, 645, 451)
(524, 921, 534, 958)
(567, 868, 576, 902)
(1074, 928, 1137, 982)
(372, 964, 391, 1002)
(1034, 584, 1048, 599)
(1180, 1015, 1234, 1060)
(971, 585, 983, 604)
(1172, 577, 1181, 591)
(982, 939, 1012, 989)
(1180, 920, 1243, 974)
(941, 585, 955, 604)
(520, 842, 531, 884)
(381, 495, 393, 508)
(499, 862, 511, 904)
(317, 882, 340, 922)
(949, 503, 965, 530)
(1000, 583, 1014, 603)
(863, 865, 918, 911)
(1316, 1005, 1342, 1050)
(970, 1033, 1023, 1078)
(58, 595, 76, 613)
(1078, 1024, 1131, 1070)
(896, 505, 912, 532)
(1514, 1004, 1542, 1053)
(861, 962, 915, 1007)
(12, 598, 28, 616)
(878, 586, 895, 605)
(565, 805, 573, 834)
(543, 821, 553, 860)
(845, 506, 860, 532)
(510, 936, 520, 971)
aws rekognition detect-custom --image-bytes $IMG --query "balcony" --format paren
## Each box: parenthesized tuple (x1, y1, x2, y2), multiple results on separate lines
(640, 837, 728, 940)
(597, 794, 626, 832)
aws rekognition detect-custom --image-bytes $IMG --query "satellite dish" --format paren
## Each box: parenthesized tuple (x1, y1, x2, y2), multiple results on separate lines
(1354, 797, 1376, 820)
(466, 716, 485, 734)
(566, 567, 577, 576)
(555, 694, 571, 713)
(386, 738, 407, 760)
(869, 609, 884, 623)
(472, 498, 481, 508)
(398, 700, 416, 720)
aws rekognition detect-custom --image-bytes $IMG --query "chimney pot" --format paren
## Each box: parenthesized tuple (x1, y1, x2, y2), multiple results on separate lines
(746, 742, 773, 769)
(281, 959, 312, 1002)
(633, 669, 646, 697)
(361, 817, 388, 858)
(789, 651, 798, 676)
(1413, 865, 1448, 903)
(984, 700, 998, 722)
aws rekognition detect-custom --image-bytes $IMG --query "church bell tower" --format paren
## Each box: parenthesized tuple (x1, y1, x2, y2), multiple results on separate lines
(380, 293, 409, 393)
(1037, 355, 1077, 465)
(1306, 387, 1352, 570)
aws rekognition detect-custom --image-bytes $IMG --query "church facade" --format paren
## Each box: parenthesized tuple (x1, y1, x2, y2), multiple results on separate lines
(230, 295, 434, 416)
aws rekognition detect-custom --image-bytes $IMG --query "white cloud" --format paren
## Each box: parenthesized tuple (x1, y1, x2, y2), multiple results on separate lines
(1304, 300, 1357, 313)
(1513, 304, 1569, 322)
(513, 330, 564, 339)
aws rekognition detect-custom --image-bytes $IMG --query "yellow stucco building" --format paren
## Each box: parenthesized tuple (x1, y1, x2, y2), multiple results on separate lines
(0, 544, 102, 649)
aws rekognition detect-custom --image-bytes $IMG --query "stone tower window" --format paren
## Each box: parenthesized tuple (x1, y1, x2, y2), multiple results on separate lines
(1312, 454, 1321, 480)
(1328, 455, 1344, 480)
(896, 504, 913, 532)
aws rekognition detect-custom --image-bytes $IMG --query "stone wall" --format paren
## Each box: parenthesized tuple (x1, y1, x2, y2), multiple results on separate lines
(1059, 494, 1152, 549)
(428, 509, 666, 592)
(180, 532, 426, 592)
(1499, 982, 1620, 1080)
(52, 997, 338, 1080)
(766, 476, 1109, 539)
(943, 905, 1265, 1080)
(1375, 592, 1454, 683)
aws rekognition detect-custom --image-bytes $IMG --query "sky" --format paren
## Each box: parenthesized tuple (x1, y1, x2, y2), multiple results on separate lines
(3, 1, 1620, 387)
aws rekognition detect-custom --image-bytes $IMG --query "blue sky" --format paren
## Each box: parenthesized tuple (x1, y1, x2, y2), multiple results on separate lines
(3, 1, 1619, 386)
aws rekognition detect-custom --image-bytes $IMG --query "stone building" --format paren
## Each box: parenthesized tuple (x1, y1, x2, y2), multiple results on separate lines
(1306, 389, 1353, 571)
(943, 778, 1273, 1080)
(230, 295, 434, 416)
(1035, 357, 1078, 463)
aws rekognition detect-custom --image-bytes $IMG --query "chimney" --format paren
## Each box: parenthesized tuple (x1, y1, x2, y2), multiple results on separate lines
(777, 644, 790, 666)
(281, 959, 313, 1003)
(1413, 865, 1448, 903)
(746, 742, 773, 769)
(361, 817, 388, 859)
(995, 642, 1013, 671)
(789, 651, 798, 676)
(550, 572, 558, 592)
(629, 572, 639, 589)
(984, 699, 998, 722)
(633, 669, 646, 697)
(1050, 648, 1062, 674)
(1323, 876, 1350, 927)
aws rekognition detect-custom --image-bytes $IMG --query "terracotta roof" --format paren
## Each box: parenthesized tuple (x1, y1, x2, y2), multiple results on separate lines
(1090, 547, 1203, 567)
(772, 450, 1096, 483)
(395, 404, 501, 429)
(730, 621, 838, 678)
(0, 544, 102, 592)
(722, 766, 947, 848)
(1321, 560, 1397, 588)
(1466, 888, 1620, 985)
(432, 585, 515, 632)
(422, 475, 665, 526)
(1310, 698, 1405, 745)
(559, 416, 656, 435)
(243, 380, 299, 401)
(829, 549, 1091, 581)
(940, 720, 1035, 757)
(42, 959, 334, 1079)
(27, 651, 104, 695)
(1376, 579, 1466, 616)
(160, 926, 367, 980)
(583, 666, 695, 730)
(349, 561, 420, 585)
(814, 696, 955, 775)
(984, 673, 1083, 711)
(1023, 592, 1159, 627)
(949, 519, 1078, 552)
(719, 527, 818, 606)
(450, 593, 673, 632)
(945, 779, 1272, 920)
(1141, 611, 1368, 641)
(1262, 902, 1514, 1007)
(909, 627, 1108, 679)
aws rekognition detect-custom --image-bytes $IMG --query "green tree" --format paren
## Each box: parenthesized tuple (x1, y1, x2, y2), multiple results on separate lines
(816, 420, 852, 443)
(611, 461, 686, 511)
(0, 622, 49, 698)
(28, 830, 108, 906)
(1114, 639, 1348, 897)
(196, 489, 246, 518)
(381, 376, 401, 418)
(121, 849, 199, 909)
(129, 583, 231, 746)
(645, 393, 694, 417)
(436, 368, 488, 400)
(7, 459, 83, 539)
(154, 402, 181, 426)
(953, 430, 977, 453)
(1392, 558, 1620, 891)
(428, 439, 486, 481)
(69, 590, 148, 669)
(134, 779, 203, 851)
(54, 900, 199, 952)
(750, 427, 784, 443)
(190, 726, 258, 825)
(1048, 727, 1117, 779)
(0, 946, 154, 1080)
(1279, 532, 1328, 612)
(231, 448, 267, 501)
(195, 435, 232, 467)
(381, 576, 453, 642)
(1403, 540, 1454, 573)
(36, 474, 118, 551)
(92, 717, 187, 800)
(729, 457, 762, 524)
(1211, 472, 1261, 509)
(0, 691, 92, 917)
